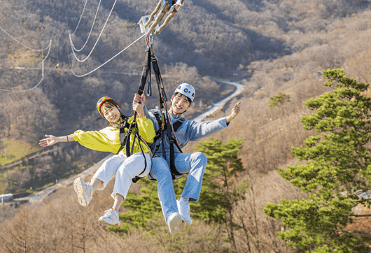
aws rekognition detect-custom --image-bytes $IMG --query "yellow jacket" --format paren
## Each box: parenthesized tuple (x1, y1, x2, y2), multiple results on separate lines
(72, 116, 155, 155)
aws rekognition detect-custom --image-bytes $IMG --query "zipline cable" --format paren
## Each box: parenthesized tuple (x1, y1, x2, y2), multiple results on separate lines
(70, 33, 145, 77)
(0, 4, 49, 51)
(69, 0, 102, 52)
(0, 25, 50, 52)
(68, 0, 118, 63)
(0, 39, 52, 92)
(70, 0, 89, 35)
(63, 0, 146, 77)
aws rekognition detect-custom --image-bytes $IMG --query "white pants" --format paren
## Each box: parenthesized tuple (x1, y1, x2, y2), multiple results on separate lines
(92, 152, 151, 199)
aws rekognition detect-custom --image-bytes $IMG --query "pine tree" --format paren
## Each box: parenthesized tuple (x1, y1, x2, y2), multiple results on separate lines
(109, 177, 162, 233)
(269, 92, 290, 107)
(264, 69, 371, 252)
(113, 138, 245, 243)
(174, 138, 245, 250)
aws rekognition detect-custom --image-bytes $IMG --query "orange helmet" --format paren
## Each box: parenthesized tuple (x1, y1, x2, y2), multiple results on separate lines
(96, 96, 121, 117)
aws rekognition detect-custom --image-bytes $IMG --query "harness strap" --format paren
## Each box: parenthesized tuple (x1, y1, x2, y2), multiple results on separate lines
(152, 112, 184, 156)
(150, 51, 185, 179)
(164, 113, 182, 178)
(125, 48, 151, 157)
(115, 119, 132, 155)
(132, 134, 149, 183)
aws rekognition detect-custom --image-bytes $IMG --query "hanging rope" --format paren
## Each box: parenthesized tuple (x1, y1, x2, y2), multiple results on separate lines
(70, 0, 89, 35)
(68, 0, 118, 63)
(69, 34, 145, 78)
(61, 0, 146, 77)
(0, 25, 50, 52)
(69, 0, 102, 52)
(0, 40, 52, 92)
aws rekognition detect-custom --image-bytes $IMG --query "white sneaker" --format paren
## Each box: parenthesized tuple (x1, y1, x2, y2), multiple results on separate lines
(99, 209, 120, 226)
(73, 177, 93, 206)
(167, 212, 182, 233)
(177, 198, 192, 224)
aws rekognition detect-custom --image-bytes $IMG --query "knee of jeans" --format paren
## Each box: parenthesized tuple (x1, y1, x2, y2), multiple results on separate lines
(152, 163, 172, 179)
(192, 152, 207, 163)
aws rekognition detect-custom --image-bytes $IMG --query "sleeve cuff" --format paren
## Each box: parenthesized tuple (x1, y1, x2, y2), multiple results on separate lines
(222, 117, 230, 127)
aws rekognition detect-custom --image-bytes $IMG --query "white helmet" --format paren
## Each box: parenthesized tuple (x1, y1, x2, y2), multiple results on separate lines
(174, 83, 195, 102)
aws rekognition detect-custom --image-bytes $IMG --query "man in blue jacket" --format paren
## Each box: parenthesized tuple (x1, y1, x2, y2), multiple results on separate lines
(134, 83, 241, 233)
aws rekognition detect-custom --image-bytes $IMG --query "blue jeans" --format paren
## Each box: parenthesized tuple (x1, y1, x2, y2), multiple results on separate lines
(149, 152, 207, 221)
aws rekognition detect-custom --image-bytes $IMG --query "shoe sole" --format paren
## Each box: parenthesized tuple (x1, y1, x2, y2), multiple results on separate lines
(73, 177, 88, 207)
(169, 215, 182, 233)
(98, 218, 120, 226)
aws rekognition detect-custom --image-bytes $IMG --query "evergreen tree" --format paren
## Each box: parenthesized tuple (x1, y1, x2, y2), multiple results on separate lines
(269, 92, 290, 108)
(174, 138, 245, 250)
(109, 177, 161, 233)
(264, 69, 371, 252)
(112, 138, 245, 242)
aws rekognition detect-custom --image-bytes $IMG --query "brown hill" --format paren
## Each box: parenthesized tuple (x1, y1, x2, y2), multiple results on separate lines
(1, 0, 371, 252)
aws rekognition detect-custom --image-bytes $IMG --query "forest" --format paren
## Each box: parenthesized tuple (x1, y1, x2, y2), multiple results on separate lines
(2, 0, 371, 252)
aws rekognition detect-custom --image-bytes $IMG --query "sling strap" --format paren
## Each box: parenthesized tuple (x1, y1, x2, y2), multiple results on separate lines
(120, 47, 153, 183)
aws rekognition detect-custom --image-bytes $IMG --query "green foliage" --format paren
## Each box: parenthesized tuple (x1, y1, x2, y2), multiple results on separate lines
(264, 69, 371, 252)
(0, 138, 41, 166)
(269, 92, 291, 108)
(187, 138, 245, 223)
(110, 177, 162, 233)
(175, 138, 245, 250)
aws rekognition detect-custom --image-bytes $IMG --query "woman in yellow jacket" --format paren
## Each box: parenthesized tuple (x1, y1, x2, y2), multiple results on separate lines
(39, 96, 155, 226)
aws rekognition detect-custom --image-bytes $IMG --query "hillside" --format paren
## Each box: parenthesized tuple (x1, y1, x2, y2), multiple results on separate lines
(2, 0, 371, 252)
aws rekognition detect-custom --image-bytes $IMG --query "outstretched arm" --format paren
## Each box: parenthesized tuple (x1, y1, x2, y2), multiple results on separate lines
(39, 134, 74, 147)
(188, 101, 242, 141)
(226, 102, 241, 124)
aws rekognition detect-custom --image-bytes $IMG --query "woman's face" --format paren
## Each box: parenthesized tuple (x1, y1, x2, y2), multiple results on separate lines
(102, 106, 121, 123)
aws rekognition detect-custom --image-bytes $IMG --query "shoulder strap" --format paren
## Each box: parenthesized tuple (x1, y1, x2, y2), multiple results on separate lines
(151, 110, 164, 131)
(115, 118, 134, 155)
(119, 121, 131, 133)
(172, 118, 185, 132)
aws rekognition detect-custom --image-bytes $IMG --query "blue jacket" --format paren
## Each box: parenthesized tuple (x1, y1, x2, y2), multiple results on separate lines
(144, 107, 228, 157)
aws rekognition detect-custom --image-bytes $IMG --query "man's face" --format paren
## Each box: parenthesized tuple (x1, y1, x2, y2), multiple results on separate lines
(171, 94, 191, 114)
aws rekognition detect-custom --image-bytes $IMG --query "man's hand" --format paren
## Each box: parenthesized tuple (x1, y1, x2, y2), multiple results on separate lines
(226, 102, 241, 123)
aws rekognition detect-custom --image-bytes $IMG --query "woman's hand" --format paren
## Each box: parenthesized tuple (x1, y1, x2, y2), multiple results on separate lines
(133, 93, 146, 106)
(39, 135, 58, 147)
(133, 94, 146, 118)
(226, 102, 241, 123)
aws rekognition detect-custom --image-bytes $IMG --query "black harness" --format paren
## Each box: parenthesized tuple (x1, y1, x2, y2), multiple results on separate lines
(153, 111, 184, 179)
(151, 111, 185, 179)
(114, 46, 154, 183)
(134, 44, 185, 180)
(113, 118, 152, 183)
